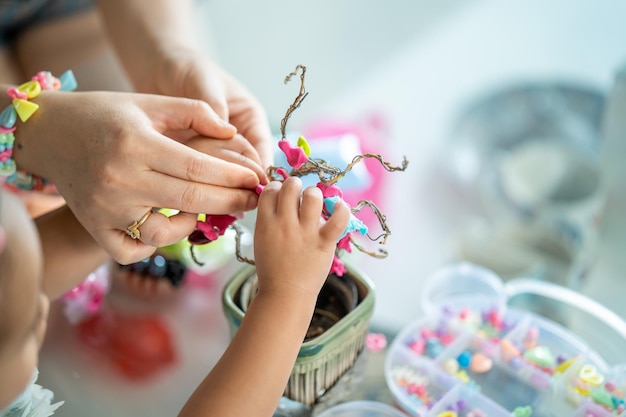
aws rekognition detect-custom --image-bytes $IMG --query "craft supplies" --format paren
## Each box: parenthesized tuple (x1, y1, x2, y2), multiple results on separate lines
(385, 263, 626, 416)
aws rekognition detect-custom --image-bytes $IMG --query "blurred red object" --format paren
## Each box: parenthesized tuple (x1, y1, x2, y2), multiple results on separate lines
(77, 309, 176, 380)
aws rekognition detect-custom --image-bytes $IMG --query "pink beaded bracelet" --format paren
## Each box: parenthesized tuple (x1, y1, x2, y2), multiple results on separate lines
(0, 70, 77, 190)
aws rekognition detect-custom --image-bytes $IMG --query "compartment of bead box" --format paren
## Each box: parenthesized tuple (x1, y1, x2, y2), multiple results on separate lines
(386, 302, 626, 416)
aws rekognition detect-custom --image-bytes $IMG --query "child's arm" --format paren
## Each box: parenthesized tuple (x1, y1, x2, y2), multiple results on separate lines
(35, 205, 108, 300)
(178, 177, 350, 417)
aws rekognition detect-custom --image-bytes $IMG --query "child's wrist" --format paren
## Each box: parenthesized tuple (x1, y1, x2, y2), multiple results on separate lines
(0, 70, 76, 190)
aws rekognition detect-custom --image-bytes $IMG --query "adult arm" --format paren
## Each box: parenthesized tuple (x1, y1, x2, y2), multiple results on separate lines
(4, 87, 263, 264)
(97, 0, 275, 168)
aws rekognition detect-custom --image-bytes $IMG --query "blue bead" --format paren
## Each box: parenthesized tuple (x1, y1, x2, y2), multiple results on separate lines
(0, 105, 16, 129)
(457, 351, 472, 368)
(59, 70, 78, 91)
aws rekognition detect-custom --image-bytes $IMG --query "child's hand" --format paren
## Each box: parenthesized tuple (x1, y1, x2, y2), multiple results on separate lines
(253, 177, 351, 301)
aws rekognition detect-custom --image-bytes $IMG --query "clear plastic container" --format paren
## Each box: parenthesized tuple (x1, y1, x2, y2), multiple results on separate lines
(315, 400, 408, 417)
(385, 263, 626, 416)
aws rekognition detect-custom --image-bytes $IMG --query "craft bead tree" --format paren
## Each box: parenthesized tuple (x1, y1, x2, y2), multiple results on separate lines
(188, 65, 408, 270)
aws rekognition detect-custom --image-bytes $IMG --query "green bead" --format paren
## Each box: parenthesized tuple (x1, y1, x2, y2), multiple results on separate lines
(523, 346, 555, 368)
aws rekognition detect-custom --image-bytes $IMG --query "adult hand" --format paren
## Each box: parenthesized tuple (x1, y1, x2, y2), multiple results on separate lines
(13, 90, 263, 264)
(144, 51, 275, 169)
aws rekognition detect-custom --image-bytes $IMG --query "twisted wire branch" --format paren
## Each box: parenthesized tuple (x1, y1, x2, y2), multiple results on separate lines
(280, 65, 308, 138)
(290, 154, 409, 185)
(351, 200, 392, 245)
(232, 223, 255, 265)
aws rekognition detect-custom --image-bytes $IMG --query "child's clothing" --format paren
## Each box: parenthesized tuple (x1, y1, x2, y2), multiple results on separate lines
(0, 370, 63, 417)
(0, 0, 95, 46)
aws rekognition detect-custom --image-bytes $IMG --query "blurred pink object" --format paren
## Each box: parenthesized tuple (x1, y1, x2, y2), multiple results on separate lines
(302, 111, 390, 228)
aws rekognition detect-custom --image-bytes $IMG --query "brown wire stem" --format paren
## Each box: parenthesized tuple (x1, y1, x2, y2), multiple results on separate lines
(280, 65, 308, 138)
(232, 223, 255, 265)
(290, 154, 409, 185)
(349, 237, 389, 259)
(352, 200, 391, 245)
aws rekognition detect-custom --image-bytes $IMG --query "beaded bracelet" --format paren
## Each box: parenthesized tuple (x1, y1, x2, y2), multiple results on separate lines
(0, 70, 77, 190)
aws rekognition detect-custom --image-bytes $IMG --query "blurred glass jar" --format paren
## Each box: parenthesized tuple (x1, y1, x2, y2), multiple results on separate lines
(445, 82, 606, 288)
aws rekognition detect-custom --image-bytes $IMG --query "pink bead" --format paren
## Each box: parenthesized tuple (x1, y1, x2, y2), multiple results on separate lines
(365, 333, 387, 352)
(409, 339, 425, 354)
(421, 327, 435, 338)
(439, 333, 455, 346)
(605, 381, 616, 392)
(6, 87, 27, 100)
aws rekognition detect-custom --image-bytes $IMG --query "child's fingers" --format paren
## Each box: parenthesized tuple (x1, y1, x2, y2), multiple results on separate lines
(299, 186, 323, 224)
(276, 177, 302, 218)
(257, 181, 281, 220)
(320, 199, 351, 242)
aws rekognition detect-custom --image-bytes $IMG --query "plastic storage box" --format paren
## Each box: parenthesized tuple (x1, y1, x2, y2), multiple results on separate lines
(385, 262, 626, 416)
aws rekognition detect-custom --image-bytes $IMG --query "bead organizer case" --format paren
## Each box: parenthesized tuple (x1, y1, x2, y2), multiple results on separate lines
(385, 263, 626, 417)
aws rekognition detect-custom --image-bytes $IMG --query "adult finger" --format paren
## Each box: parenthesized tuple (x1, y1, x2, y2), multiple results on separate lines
(143, 133, 261, 190)
(139, 94, 236, 140)
(129, 210, 198, 249)
(127, 173, 260, 216)
(186, 134, 268, 184)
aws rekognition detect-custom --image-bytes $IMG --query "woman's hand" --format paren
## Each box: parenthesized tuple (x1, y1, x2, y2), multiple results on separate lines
(13, 90, 264, 264)
(145, 51, 275, 169)
(97, 0, 275, 169)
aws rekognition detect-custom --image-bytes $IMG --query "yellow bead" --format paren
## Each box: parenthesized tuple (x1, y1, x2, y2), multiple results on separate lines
(297, 136, 311, 157)
(17, 80, 41, 99)
(12, 99, 39, 122)
(579, 364, 604, 386)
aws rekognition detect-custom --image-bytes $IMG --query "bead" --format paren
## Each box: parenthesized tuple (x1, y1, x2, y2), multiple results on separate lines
(0, 105, 16, 129)
(523, 346, 555, 368)
(500, 339, 521, 363)
(590, 389, 613, 408)
(0, 159, 16, 176)
(457, 351, 472, 368)
(297, 135, 311, 157)
(579, 364, 604, 386)
(12, 98, 39, 122)
(425, 338, 444, 358)
(605, 381, 616, 392)
(555, 356, 576, 374)
(441, 358, 459, 374)
(512, 406, 533, 417)
(0, 132, 14, 145)
(470, 352, 493, 373)
(17, 80, 42, 99)
(437, 411, 457, 417)
(59, 69, 78, 91)
(408, 338, 425, 355)
(456, 370, 470, 383)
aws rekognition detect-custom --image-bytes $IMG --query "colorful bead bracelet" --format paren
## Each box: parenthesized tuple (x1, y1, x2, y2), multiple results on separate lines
(0, 70, 77, 190)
